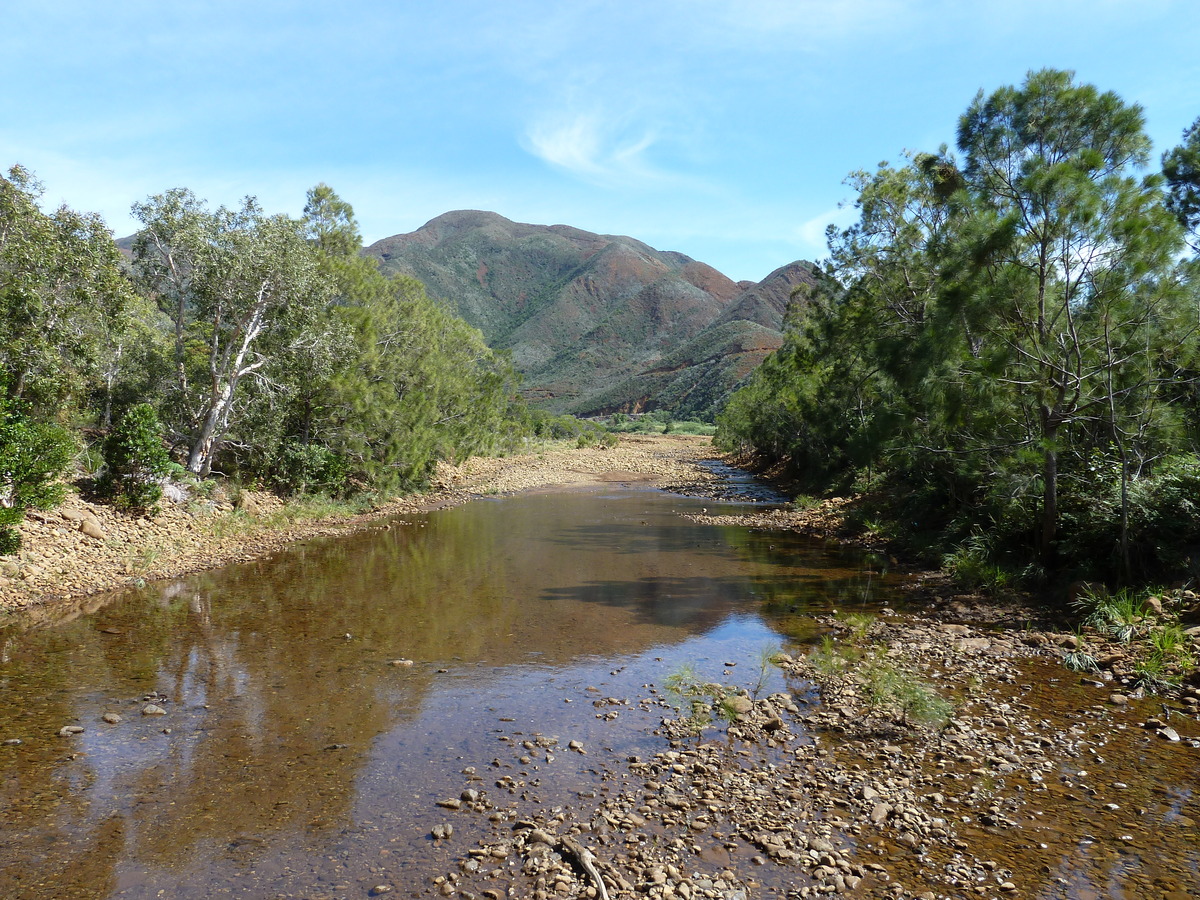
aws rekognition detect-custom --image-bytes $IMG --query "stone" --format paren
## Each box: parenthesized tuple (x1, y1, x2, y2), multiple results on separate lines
(79, 518, 105, 540)
(235, 493, 263, 516)
(389, 658, 415, 667)
(102, 712, 122, 724)
(58, 725, 85, 736)
(725, 695, 753, 718)
(141, 703, 167, 716)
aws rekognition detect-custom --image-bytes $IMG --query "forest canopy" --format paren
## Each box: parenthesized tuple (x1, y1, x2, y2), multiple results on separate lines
(1, 174, 528, 551)
(717, 69, 1200, 584)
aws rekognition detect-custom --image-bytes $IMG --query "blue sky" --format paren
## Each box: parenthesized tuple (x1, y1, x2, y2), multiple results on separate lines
(3, 1, 1197, 282)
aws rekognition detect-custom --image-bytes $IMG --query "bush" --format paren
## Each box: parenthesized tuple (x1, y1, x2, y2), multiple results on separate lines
(0, 396, 74, 553)
(271, 441, 349, 496)
(99, 403, 171, 510)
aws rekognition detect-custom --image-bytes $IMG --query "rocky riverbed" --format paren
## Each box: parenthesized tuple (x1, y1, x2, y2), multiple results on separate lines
(4, 435, 1199, 898)
(403, 592, 1200, 900)
(1, 434, 717, 618)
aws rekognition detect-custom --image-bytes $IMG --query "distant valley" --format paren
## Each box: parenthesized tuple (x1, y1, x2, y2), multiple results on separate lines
(365, 211, 814, 419)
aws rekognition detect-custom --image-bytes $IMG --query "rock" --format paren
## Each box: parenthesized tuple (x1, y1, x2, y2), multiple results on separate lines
(370, 886, 393, 896)
(954, 637, 992, 653)
(431, 823, 453, 840)
(58, 725, 85, 736)
(1108, 693, 1128, 706)
(1158, 726, 1181, 742)
(725, 695, 753, 718)
(79, 518, 105, 540)
(389, 658, 415, 667)
(437, 798, 462, 810)
(1058, 634, 1081, 650)
(141, 703, 166, 716)
(870, 802, 892, 825)
(235, 493, 263, 516)
(568, 740, 585, 754)
(59, 508, 89, 524)
(102, 712, 122, 724)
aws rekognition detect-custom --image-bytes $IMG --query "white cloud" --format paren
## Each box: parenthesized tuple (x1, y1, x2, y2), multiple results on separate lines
(795, 204, 858, 258)
(523, 111, 695, 190)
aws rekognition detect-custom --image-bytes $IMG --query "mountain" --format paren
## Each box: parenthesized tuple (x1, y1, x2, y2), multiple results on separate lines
(366, 211, 814, 418)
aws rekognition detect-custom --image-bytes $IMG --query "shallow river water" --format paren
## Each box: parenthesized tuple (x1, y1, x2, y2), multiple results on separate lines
(0, 486, 1197, 899)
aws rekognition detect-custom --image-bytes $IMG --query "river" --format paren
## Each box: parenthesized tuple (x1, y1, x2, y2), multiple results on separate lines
(0, 485, 1196, 898)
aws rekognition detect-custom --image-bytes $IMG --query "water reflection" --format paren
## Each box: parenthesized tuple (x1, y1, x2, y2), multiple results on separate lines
(0, 490, 876, 899)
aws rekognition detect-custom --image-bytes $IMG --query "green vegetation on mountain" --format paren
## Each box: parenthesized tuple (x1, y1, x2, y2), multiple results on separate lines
(718, 69, 1200, 586)
(366, 211, 805, 418)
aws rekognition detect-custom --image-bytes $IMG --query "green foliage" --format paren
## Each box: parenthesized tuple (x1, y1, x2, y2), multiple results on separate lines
(1, 165, 137, 419)
(1072, 587, 1150, 643)
(0, 392, 74, 553)
(717, 70, 1195, 580)
(863, 655, 954, 728)
(270, 441, 348, 497)
(943, 533, 1012, 594)
(1150, 623, 1195, 670)
(836, 611, 876, 645)
(132, 189, 337, 476)
(808, 635, 853, 676)
(663, 664, 717, 735)
(1163, 116, 1200, 250)
(99, 403, 171, 510)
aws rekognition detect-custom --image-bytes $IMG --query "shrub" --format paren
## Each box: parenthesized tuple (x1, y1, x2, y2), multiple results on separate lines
(0, 396, 74, 553)
(99, 404, 170, 510)
(271, 440, 349, 496)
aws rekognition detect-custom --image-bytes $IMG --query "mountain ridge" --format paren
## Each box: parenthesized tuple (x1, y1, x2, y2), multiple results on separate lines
(365, 210, 813, 417)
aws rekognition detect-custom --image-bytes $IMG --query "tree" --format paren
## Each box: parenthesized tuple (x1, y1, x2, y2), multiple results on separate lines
(330, 273, 522, 491)
(955, 68, 1185, 561)
(0, 390, 74, 554)
(131, 191, 335, 475)
(1163, 116, 1200, 252)
(99, 403, 171, 510)
(1, 165, 135, 418)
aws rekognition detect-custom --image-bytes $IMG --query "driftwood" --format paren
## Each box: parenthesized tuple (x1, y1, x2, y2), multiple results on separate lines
(557, 835, 612, 900)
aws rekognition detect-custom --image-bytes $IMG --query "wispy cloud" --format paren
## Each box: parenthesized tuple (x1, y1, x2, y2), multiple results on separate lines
(523, 111, 690, 189)
(796, 204, 858, 257)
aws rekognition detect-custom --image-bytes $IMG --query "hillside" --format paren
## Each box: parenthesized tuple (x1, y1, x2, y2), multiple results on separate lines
(366, 211, 813, 417)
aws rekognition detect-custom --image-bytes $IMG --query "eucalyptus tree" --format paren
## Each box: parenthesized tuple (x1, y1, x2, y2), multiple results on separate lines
(132, 190, 335, 476)
(1, 165, 135, 417)
(955, 68, 1186, 561)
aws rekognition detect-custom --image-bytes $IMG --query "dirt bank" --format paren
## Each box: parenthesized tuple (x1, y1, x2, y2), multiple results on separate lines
(0, 434, 718, 618)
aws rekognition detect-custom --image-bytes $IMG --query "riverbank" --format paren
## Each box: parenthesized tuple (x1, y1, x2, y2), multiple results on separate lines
(0, 434, 718, 619)
(3, 435, 1199, 898)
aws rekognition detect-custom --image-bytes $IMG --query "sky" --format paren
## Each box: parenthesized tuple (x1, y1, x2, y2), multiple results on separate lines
(2, 1, 1197, 283)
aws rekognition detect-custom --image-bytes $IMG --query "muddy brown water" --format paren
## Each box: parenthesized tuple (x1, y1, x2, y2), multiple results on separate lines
(0, 486, 1197, 898)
